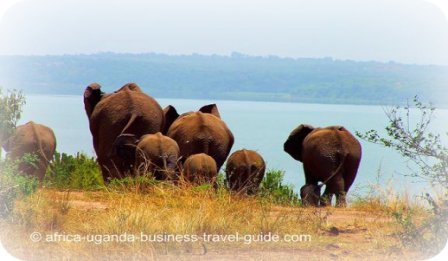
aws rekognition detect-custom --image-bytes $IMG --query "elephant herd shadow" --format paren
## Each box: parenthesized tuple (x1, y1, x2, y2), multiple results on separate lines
(2, 82, 362, 207)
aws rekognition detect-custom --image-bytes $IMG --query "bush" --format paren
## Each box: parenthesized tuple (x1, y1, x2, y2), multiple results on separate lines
(259, 170, 300, 206)
(0, 88, 26, 154)
(356, 96, 448, 255)
(45, 151, 104, 189)
(0, 158, 38, 218)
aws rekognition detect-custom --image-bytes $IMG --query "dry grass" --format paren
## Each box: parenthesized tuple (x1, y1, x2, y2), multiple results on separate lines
(0, 182, 436, 260)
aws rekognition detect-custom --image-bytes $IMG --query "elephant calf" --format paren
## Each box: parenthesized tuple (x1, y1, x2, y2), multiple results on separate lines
(2, 121, 56, 183)
(112, 132, 180, 180)
(284, 124, 362, 207)
(181, 153, 218, 186)
(225, 149, 266, 195)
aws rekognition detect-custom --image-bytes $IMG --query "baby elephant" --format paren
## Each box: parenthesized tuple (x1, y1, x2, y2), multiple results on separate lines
(2, 121, 56, 183)
(112, 132, 180, 180)
(182, 153, 217, 185)
(225, 149, 266, 195)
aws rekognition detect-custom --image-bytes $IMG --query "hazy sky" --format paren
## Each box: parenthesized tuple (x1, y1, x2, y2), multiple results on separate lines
(0, 0, 448, 65)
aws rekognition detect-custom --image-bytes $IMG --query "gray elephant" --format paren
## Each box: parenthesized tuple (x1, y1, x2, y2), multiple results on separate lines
(225, 149, 266, 195)
(2, 121, 56, 183)
(112, 132, 180, 180)
(84, 82, 164, 181)
(284, 124, 362, 207)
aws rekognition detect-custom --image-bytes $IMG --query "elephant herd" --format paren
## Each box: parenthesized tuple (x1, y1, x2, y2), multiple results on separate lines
(1, 82, 362, 206)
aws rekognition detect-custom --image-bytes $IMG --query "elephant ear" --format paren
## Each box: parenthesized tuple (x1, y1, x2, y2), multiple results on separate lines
(110, 133, 139, 161)
(163, 105, 180, 134)
(84, 83, 104, 118)
(199, 104, 221, 118)
(283, 124, 314, 162)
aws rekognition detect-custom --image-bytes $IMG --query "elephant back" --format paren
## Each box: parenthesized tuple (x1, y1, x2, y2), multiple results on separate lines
(137, 133, 180, 162)
(7, 121, 56, 161)
(92, 89, 163, 133)
(90, 88, 164, 154)
(226, 149, 265, 194)
(167, 112, 234, 170)
(182, 153, 217, 184)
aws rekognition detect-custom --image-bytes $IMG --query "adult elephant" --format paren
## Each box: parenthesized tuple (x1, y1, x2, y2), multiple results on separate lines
(182, 153, 217, 185)
(2, 121, 56, 183)
(112, 132, 180, 180)
(84, 82, 164, 181)
(225, 149, 266, 195)
(284, 124, 362, 207)
(163, 104, 234, 171)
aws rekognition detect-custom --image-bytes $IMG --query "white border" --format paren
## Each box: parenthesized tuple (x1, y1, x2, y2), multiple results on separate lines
(0, 0, 447, 260)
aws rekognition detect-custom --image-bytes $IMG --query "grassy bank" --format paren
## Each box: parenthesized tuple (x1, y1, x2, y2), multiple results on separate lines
(0, 152, 442, 260)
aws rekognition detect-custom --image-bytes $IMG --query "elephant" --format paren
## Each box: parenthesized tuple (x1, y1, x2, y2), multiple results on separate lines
(163, 104, 234, 172)
(83, 82, 164, 181)
(112, 132, 180, 180)
(2, 121, 56, 183)
(300, 184, 321, 207)
(225, 149, 266, 195)
(284, 124, 362, 207)
(181, 153, 217, 185)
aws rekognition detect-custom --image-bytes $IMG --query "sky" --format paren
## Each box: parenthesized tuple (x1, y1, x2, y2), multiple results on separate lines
(0, 0, 448, 65)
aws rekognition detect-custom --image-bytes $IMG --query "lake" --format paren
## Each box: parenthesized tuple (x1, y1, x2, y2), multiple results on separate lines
(18, 95, 448, 196)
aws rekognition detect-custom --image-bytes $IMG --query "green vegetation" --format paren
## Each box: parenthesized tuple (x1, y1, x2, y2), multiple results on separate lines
(356, 97, 448, 255)
(44, 155, 299, 203)
(0, 88, 26, 157)
(0, 156, 39, 218)
(45, 152, 103, 190)
(259, 170, 300, 206)
(0, 89, 35, 217)
(1, 53, 447, 105)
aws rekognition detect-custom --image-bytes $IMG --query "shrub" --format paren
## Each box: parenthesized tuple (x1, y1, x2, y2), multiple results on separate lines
(0, 158, 38, 218)
(356, 96, 448, 255)
(0, 88, 26, 151)
(45, 151, 104, 189)
(259, 169, 300, 206)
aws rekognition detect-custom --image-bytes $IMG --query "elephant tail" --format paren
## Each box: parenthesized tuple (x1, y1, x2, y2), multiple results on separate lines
(121, 113, 139, 135)
(31, 122, 50, 165)
(319, 153, 348, 188)
(194, 135, 212, 155)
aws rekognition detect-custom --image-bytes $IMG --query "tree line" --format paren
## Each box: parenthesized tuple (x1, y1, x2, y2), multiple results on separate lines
(0, 52, 447, 105)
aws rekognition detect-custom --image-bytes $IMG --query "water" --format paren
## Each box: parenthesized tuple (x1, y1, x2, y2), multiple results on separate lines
(17, 95, 448, 196)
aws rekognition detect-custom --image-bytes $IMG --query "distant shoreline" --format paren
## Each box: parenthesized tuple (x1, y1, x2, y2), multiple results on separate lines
(24, 92, 448, 109)
(2, 52, 447, 107)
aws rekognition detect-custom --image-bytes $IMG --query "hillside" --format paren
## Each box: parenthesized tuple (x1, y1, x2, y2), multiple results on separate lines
(0, 53, 447, 105)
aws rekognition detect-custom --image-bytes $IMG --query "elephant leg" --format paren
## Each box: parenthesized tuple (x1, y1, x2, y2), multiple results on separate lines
(336, 191, 347, 207)
(326, 175, 346, 207)
(321, 175, 345, 207)
(320, 187, 333, 207)
(99, 161, 116, 183)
